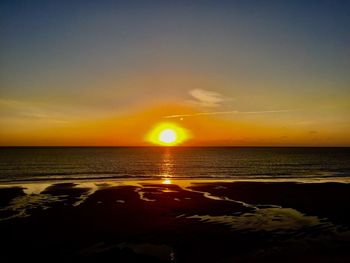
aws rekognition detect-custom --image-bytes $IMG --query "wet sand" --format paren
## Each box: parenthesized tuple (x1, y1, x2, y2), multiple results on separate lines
(0, 180, 349, 262)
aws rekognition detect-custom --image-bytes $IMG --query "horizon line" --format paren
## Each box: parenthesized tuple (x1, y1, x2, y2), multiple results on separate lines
(1, 145, 349, 148)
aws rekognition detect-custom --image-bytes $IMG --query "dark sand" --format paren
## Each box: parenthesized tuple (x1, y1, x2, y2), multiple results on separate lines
(0, 180, 349, 262)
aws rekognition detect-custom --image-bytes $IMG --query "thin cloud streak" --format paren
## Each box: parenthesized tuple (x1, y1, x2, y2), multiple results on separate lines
(164, 109, 299, 119)
(0, 98, 68, 123)
(188, 89, 232, 108)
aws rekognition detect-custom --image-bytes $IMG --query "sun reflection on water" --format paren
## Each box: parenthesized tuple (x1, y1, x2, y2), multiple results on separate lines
(162, 178, 172, 185)
(160, 148, 174, 184)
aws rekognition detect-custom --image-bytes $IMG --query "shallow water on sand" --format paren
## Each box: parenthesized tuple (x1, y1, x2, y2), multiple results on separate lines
(0, 180, 349, 262)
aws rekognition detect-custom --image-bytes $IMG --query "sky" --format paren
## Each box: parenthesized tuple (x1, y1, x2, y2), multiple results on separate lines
(1, 0, 349, 146)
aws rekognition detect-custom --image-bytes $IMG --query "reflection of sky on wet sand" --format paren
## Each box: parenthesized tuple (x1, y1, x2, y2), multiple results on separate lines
(71, 182, 100, 206)
(135, 186, 156, 202)
(0, 182, 101, 220)
(0, 193, 62, 220)
(22, 183, 51, 195)
(0, 179, 349, 243)
(1, 178, 350, 263)
(188, 208, 327, 232)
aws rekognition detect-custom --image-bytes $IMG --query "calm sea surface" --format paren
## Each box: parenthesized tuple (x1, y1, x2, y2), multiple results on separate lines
(0, 147, 349, 183)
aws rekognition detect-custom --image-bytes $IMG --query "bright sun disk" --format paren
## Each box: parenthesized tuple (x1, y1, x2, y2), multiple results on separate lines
(146, 122, 190, 146)
(159, 129, 177, 143)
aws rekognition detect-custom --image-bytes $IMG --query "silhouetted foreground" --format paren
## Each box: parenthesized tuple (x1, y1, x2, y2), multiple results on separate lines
(0, 181, 349, 262)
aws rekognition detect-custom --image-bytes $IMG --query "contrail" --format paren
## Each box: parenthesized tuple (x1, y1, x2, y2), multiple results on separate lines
(164, 109, 298, 119)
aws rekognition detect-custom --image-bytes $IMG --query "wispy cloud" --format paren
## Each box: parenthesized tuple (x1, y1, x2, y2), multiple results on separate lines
(164, 109, 298, 119)
(0, 98, 68, 123)
(188, 89, 231, 108)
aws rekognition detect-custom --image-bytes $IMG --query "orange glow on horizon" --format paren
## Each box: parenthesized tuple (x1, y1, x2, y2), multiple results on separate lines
(2, 103, 349, 147)
(146, 122, 190, 146)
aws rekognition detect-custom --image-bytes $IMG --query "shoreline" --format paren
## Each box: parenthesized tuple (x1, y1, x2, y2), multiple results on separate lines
(1, 176, 350, 187)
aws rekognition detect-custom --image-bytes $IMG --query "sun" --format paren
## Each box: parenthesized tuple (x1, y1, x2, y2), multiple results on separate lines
(159, 129, 177, 144)
(146, 122, 190, 146)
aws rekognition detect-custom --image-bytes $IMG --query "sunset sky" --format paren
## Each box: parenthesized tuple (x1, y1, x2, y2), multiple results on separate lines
(1, 0, 349, 146)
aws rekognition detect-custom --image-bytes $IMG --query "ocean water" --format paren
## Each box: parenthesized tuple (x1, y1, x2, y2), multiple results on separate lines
(0, 147, 349, 183)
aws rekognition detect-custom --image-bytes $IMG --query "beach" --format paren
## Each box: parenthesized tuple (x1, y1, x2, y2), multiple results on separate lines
(1, 179, 349, 262)
(2, 0, 350, 261)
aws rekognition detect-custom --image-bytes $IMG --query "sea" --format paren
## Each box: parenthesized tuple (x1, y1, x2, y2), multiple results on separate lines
(0, 147, 349, 183)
